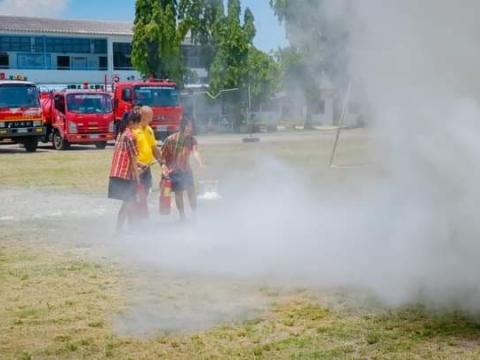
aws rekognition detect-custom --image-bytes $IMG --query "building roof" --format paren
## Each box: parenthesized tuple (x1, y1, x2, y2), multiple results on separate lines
(0, 15, 133, 36)
(0, 80, 35, 86)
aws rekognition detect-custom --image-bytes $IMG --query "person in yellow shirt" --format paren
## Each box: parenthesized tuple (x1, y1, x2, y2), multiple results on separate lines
(133, 106, 161, 194)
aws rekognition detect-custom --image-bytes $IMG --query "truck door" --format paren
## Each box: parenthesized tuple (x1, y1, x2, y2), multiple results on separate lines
(120, 87, 133, 115)
(54, 94, 66, 131)
(122, 87, 133, 103)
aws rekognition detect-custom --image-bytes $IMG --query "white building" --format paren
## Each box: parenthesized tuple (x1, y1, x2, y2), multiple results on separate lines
(0, 15, 207, 85)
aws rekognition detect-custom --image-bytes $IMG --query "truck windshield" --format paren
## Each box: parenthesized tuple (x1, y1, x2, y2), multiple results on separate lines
(0, 84, 40, 108)
(66, 94, 112, 114)
(134, 86, 179, 107)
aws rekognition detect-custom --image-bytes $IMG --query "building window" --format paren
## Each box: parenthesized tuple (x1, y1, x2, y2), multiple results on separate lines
(71, 56, 88, 70)
(42, 37, 107, 54)
(0, 35, 109, 71)
(113, 42, 133, 70)
(92, 39, 107, 54)
(122, 88, 132, 101)
(0, 35, 31, 52)
(0, 53, 9, 68)
(46, 37, 91, 54)
(57, 56, 70, 70)
(99, 56, 108, 71)
(17, 53, 50, 69)
(33, 37, 45, 53)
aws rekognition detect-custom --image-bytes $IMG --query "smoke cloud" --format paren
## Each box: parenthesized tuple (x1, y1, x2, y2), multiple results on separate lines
(12, 0, 475, 334)
(138, 0, 480, 310)
(325, 0, 480, 309)
(110, 1, 480, 333)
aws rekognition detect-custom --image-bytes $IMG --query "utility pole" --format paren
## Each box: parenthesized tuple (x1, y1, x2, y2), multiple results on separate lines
(329, 82, 352, 167)
(243, 83, 260, 143)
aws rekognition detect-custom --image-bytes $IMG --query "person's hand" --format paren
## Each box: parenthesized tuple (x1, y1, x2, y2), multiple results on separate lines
(137, 163, 148, 174)
(161, 164, 170, 176)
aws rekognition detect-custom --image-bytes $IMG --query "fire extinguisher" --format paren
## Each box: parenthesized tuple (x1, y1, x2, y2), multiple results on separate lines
(159, 176, 172, 215)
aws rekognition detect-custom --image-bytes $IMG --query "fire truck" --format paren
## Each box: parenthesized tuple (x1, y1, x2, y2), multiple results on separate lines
(113, 79, 183, 140)
(0, 80, 46, 152)
(41, 89, 115, 150)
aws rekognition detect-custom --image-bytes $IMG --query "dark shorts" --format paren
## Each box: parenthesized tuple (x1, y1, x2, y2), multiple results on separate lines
(139, 167, 152, 190)
(108, 177, 136, 201)
(170, 170, 194, 192)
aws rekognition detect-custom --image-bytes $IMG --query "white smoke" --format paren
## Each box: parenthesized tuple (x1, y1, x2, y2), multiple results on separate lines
(342, 0, 480, 309)
(12, 0, 479, 335)
(118, 0, 480, 315)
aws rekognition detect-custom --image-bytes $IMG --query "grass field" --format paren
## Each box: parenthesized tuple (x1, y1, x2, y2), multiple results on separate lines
(2, 130, 480, 359)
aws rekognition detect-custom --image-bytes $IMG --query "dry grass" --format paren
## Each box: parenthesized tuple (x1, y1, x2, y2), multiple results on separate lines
(3, 130, 480, 359)
(0, 146, 112, 192)
(0, 129, 371, 193)
(3, 234, 480, 359)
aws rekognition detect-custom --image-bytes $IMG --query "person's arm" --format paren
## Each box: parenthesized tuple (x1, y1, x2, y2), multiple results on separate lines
(126, 136, 140, 182)
(131, 157, 140, 183)
(192, 144, 206, 168)
(159, 141, 170, 176)
(190, 137, 205, 168)
(147, 127, 162, 164)
(153, 145, 162, 164)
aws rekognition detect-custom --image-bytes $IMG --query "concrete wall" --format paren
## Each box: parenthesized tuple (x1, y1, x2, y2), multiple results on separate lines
(311, 97, 335, 125)
(0, 31, 139, 84)
(1, 31, 207, 85)
(1, 68, 139, 84)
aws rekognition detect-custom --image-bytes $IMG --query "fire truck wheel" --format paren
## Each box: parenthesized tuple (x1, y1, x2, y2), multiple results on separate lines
(23, 138, 38, 152)
(95, 142, 107, 149)
(53, 131, 70, 151)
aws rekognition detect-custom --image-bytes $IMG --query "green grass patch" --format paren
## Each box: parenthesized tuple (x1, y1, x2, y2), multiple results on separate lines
(3, 132, 480, 358)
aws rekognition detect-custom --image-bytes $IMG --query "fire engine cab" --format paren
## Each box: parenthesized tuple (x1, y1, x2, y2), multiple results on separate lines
(113, 79, 183, 140)
(41, 89, 115, 150)
(0, 80, 45, 152)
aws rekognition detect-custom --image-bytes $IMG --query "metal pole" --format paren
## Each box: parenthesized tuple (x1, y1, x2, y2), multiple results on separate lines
(329, 81, 352, 167)
(248, 84, 252, 136)
(242, 83, 260, 143)
(193, 93, 197, 121)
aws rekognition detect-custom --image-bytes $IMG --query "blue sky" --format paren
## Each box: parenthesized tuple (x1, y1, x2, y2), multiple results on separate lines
(0, 0, 287, 52)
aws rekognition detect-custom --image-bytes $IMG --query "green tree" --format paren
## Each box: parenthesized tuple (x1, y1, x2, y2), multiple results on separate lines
(270, 0, 350, 127)
(131, 0, 184, 81)
(247, 47, 280, 109)
(208, 0, 280, 129)
(131, 0, 161, 77)
(157, 2, 184, 80)
(179, 0, 224, 72)
(131, 0, 279, 120)
(270, 0, 350, 88)
(275, 46, 317, 104)
(207, 0, 252, 128)
(209, 0, 250, 94)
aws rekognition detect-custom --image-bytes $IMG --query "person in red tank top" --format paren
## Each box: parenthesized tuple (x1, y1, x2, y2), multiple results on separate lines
(161, 116, 205, 220)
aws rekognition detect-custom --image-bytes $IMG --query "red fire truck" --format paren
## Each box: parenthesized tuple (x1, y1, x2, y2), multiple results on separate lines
(113, 79, 183, 140)
(41, 90, 115, 150)
(0, 80, 45, 152)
